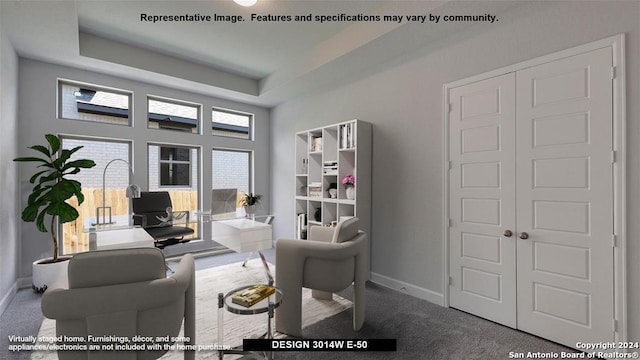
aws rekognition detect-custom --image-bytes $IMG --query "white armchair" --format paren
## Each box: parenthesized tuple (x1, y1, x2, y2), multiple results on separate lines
(275, 217, 367, 337)
(41, 248, 195, 360)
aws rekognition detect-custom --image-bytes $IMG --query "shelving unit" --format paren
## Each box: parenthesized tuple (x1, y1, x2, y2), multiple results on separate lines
(294, 120, 371, 240)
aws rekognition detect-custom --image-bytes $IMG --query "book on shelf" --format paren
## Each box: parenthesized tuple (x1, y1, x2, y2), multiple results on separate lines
(310, 136, 323, 152)
(323, 161, 338, 175)
(340, 123, 356, 149)
(308, 182, 323, 198)
(297, 213, 308, 239)
(231, 284, 275, 307)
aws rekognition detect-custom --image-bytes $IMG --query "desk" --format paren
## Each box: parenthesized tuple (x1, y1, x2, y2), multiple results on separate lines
(86, 225, 155, 250)
(195, 211, 273, 254)
(211, 218, 272, 253)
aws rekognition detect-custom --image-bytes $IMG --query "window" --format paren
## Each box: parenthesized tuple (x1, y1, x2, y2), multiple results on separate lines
(60, 138, 132, 254)
(149, 144, 200, 239)
(58, 80, 131, 126)
(160, 146, 191, 187)
(212, 107, 253, 140)
(212, 149, 251, 206)
(148, 97, 200, 134)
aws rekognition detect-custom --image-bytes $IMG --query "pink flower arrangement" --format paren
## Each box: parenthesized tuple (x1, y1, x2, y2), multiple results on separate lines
(341, 174, 355, 186)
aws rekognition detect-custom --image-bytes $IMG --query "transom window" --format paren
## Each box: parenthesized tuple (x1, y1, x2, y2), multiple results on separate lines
(58, 80, 132, 126)
(212, 107, 253, 140)
(148, 97, 200, 134)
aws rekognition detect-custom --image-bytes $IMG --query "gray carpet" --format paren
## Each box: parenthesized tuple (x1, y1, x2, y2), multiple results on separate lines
(275, 283, 574, 359)
(1, 289, 44, 360)
(1, 248, 575, 359)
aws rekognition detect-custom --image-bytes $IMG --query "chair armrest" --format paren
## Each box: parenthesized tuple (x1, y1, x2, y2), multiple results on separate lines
(172, 254, 195, 349)
(154, 210, 190, 227)
(169, 253, 194, 285)
(132, 214, 147, 227)
(276, 233, 366, 261)
(172, 210, 190, 226)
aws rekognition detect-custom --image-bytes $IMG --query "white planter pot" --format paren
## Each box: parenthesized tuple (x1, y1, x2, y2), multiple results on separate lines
(32, 257, 70, 293)
(244, 205, 257, 216)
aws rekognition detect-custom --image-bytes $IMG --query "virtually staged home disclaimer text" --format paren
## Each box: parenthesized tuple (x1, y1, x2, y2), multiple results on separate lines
(7, 334, 233, 353)
(139, 13, 498, 24)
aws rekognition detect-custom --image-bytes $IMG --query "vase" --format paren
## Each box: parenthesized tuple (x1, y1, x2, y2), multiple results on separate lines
(345, 185, 355, 200)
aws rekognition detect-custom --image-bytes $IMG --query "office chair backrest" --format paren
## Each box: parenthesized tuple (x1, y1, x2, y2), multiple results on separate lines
(132, 191, 173, 227)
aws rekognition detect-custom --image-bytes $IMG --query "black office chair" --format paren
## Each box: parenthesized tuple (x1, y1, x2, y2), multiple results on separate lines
(132, 191, 194, 249)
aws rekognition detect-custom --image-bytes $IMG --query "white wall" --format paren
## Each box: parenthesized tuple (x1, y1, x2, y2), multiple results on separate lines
(271, 1, 640, 339)
(0, 18, 20, 314)
(17, 59, 271, 277)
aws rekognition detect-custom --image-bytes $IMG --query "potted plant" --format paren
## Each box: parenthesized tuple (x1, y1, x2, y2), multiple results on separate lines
(13, 134, 96, 292)
(240, 192, 262, 216)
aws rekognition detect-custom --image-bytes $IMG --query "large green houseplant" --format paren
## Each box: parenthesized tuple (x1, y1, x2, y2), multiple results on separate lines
(14, 134, 95, 291)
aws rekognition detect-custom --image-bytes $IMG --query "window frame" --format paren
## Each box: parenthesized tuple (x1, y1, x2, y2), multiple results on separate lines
(212, 147, 254, 196)
(58, 135, 134, 255)
(147, 95, 202, 134)
(148, 142, 202, 241)
(211, 106, 254, 140)
(57, 79, 133, 126)
(158, 145, 193, 188)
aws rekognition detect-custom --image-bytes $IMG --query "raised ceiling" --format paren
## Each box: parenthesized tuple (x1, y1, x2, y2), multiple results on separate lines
(1, 0, 526, 107)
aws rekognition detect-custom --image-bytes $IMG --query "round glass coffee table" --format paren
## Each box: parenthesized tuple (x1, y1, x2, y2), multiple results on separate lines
(217, 284, 283, 360)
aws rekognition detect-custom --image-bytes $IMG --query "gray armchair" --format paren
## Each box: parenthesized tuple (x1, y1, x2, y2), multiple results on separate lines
(41, 248, 195, 360)
(275, 217, 367, 337)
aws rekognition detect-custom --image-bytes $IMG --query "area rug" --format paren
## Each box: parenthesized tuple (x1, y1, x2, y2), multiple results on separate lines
(30, 259, 352, 359)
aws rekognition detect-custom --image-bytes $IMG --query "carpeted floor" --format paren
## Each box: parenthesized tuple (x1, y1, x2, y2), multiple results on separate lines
(275, 283, 575, 359)
(1, 248, 577, 360)
(1, 289, 44, 360)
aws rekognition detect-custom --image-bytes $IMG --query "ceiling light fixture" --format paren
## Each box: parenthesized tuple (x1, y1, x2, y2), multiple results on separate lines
(233, 0, 257, 6)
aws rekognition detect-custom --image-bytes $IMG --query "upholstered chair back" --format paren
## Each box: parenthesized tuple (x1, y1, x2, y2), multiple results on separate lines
(41, 248, 195, 360)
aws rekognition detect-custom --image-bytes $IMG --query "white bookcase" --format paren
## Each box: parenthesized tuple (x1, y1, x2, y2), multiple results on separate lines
(294, 120, 371, 240)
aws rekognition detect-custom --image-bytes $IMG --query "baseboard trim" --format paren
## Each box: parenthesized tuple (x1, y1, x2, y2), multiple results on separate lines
(18, 276, 32, 289)
(370, 272, 444, 306)
(0, 281, 18, 317)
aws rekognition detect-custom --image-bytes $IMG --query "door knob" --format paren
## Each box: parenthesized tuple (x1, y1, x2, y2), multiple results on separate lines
(503, 230, 513, 237)
(519, 232, 529, 240)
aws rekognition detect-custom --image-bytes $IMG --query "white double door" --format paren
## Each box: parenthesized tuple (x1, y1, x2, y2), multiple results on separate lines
(448, 47, 614, 347)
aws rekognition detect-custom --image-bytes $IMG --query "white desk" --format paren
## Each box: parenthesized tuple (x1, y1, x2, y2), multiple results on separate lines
(210, 217, 273, 253)
(87, 226, 155, 250)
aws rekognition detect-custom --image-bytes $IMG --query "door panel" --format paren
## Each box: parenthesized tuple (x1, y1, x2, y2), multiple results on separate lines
(448, 46, 614, 348)
(516, 47, 614, 346)
(449, 73, 517, 327)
